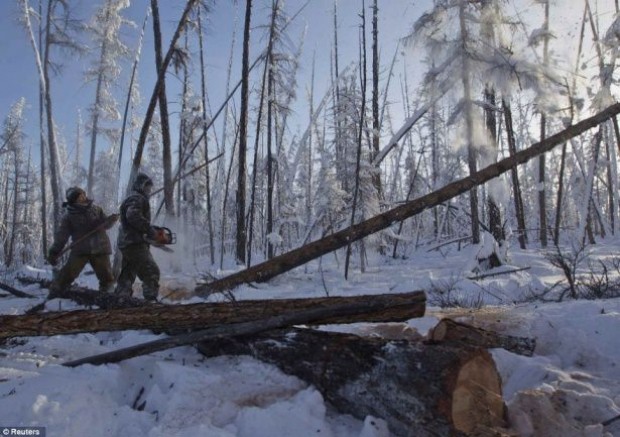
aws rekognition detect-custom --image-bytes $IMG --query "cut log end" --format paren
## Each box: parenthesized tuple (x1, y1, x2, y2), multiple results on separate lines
(451, 354, 505, 434)
(198, 328, 505, 436)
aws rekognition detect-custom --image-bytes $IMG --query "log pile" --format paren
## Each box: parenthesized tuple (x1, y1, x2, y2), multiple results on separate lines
(198, 328, 506, 436)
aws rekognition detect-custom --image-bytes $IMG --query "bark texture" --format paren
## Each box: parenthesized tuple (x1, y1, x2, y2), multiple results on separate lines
(431, 318, 536, 357)
(0, 290, 425, 340)
(198, 328, 506, 436)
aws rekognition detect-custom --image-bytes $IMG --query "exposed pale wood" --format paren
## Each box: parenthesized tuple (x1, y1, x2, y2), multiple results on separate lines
(0, 291, 425, 340)
(431, 318, 536, 356)
(197, 103, 620, 294)
(197, 328, 505, 436)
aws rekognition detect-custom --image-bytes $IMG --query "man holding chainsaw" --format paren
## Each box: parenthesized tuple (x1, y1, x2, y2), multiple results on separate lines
(47, 187, 119, 298)
(115, 172, 163, 301)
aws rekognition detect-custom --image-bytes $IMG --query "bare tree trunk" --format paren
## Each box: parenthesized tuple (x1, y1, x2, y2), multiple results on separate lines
(306, 53, 316, 235)
(220, 124, 240, 269)
(459, 2, 480, 244)
(198, 103, 620, 293)
(116, 7, 148, 202)
(127, 0, 198, 195)
(236, 0, 252, 265)
(43, 0, 62, 229)
(344, 1, 368, 279)
(151, 0, 175, 216)
(8, 149, 20, 266)
(371, 0, 382, 199)
(247, 15, 272, 266)
(266, 17, 275, 260)
(485, 86, 503, 243)
(332, 0, 344, 191)
(37, 0, 48, 256)
(538, 0, 550, 247)
(86, 4, 112, 195)
(554, 141, 568, 246)
(503, 99, 527, 248)
(197, 7, 215, 263)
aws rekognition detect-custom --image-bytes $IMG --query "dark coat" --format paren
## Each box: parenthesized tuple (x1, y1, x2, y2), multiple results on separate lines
(49, 201, 113, 257)
(118, 191, 152, 249)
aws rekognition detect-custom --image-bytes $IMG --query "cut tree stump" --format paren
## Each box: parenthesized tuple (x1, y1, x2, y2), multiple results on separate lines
(197, 328, 506, 436)
(431, 318, 536, 356)
(0, 291, 425, 340)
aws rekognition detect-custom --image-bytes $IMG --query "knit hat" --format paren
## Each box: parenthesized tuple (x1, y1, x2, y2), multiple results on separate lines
(132, 173, 154, 193)
(65, 186, 86, 204)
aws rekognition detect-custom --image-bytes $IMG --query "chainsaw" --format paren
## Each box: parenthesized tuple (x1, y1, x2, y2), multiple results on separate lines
(144, 226, 176, 252)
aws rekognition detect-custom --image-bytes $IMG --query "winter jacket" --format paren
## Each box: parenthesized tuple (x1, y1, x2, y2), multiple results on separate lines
(49, 200, 113, 257)
(118, 175, 153, 249)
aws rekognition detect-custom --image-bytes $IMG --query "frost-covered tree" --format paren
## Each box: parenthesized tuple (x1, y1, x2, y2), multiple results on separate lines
(85, 0, 131, 196)
(409, 0, 561, 246)
(0, 99, 28, 266)
(19, 0, 84, 229)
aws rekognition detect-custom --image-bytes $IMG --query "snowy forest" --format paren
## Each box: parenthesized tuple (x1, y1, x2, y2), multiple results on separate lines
(2, 0, 620, 436)
(0, 0, 616, 273)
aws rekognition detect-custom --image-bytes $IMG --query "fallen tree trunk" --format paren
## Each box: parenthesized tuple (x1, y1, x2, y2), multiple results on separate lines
(197, 328, 506, 436)
(431, 318, 536, 357)
(64, 300, 421, 367)
(0, 281, 35, 299)
(0, 290, 425, 340)
(198, 103, 620, 294)
(16, 276, 146, 311)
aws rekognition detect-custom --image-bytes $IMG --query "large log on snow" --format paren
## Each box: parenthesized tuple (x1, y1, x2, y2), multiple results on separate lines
(198, 103, 620, 294)
(0, 291, 425, 339)
(431, 318, 536, 357)
(197, 328, 506, 436)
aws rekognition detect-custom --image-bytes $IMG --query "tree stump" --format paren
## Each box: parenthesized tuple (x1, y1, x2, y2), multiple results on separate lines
(197, 328, 505, 436)
(431, 318, 536, 356)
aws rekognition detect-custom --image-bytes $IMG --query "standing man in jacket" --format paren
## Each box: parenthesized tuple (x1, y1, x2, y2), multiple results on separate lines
(115, 172, 160, 301)
(47, 187, 119, 298)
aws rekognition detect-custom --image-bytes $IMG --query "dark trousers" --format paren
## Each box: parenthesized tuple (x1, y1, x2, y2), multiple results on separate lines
(116, 244, 160, 300)
(50, 252, 114, 294)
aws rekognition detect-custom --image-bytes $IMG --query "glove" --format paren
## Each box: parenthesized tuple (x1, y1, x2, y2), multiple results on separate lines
(146, 226, 157, 240)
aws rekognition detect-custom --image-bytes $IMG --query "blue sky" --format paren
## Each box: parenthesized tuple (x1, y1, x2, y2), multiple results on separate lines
(0, 0, 419, 173)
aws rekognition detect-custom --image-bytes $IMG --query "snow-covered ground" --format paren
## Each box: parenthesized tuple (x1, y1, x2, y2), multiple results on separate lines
(1, 236, 620, 436)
